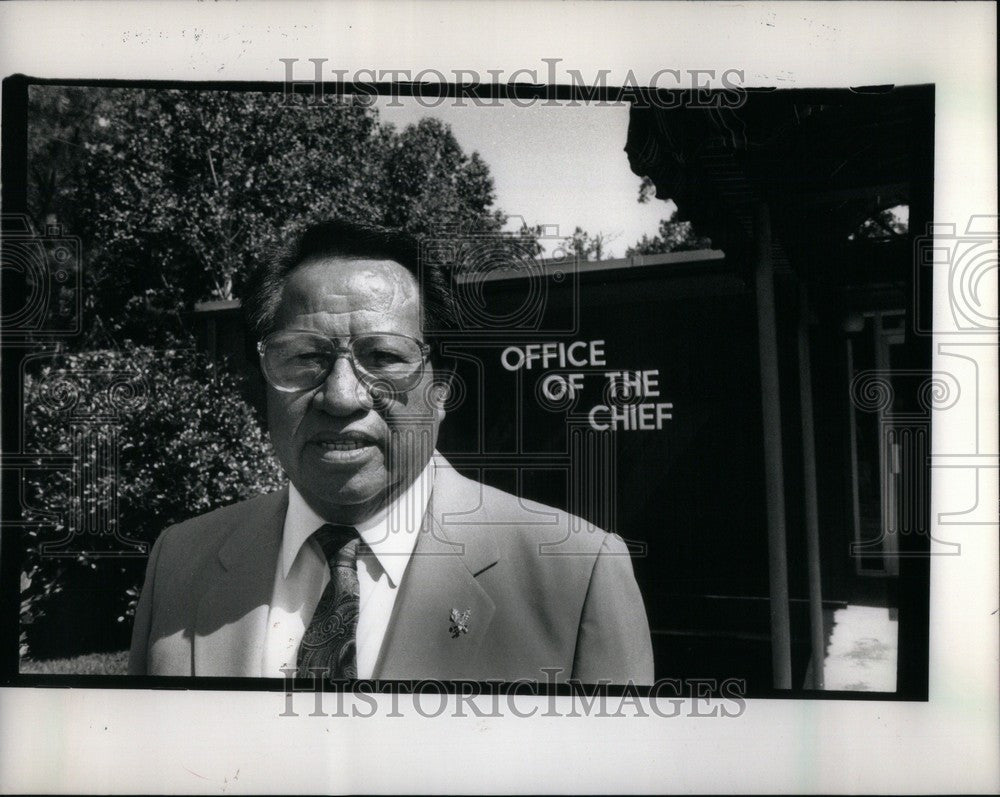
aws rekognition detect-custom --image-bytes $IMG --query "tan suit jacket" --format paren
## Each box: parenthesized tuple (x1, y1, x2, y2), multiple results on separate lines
(128, 459, 654, 684)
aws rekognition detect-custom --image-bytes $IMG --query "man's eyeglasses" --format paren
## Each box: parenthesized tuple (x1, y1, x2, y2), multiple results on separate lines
(258, 330, 431, 394)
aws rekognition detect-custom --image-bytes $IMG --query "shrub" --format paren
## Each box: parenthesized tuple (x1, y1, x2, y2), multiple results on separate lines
(20, 650, 129, 676)
(20, 346, 285, 658)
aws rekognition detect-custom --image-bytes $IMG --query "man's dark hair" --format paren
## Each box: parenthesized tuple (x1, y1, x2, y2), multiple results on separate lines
(243, 219, 459, 353)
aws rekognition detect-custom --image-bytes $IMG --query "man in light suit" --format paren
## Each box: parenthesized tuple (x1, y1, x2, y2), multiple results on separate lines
(129, 220, 654, 684)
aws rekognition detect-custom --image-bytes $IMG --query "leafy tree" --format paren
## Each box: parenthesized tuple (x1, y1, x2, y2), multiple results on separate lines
(19, 564, 62, 660)
(628, 176, 712, 255)
(27, 86, 115, 232)
(379, 117, 506, 236)
(28, 86, 522, 347)
(558, 226, 621, 261)
(626, 213, 712, 256)
(849, 204, 909, 240)
(20, 347, 286, 657)
(637, 175, 658, 205)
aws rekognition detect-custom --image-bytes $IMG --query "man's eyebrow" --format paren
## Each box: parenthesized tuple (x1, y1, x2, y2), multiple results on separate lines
(280, 330, 416, 340)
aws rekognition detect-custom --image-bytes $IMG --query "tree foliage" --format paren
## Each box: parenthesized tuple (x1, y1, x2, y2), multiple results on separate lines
(20, 347, 286, 656)
(628, 175, 712, 256)
(29, 86, 515, 347)
(559, 226, 620, 261)
(380, 116, 506, 234)
(849, 204, 909, 240)
(562, 177, 712, 261)
(626, 213, 713, 256)
(23, 347, 284, 542)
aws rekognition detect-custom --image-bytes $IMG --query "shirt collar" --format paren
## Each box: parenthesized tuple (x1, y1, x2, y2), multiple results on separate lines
(282, 456, 436, 588)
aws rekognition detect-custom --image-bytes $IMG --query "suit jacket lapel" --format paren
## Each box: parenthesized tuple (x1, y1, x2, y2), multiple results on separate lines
(373, 464, 499, 679)
(194, 487, 288, 676)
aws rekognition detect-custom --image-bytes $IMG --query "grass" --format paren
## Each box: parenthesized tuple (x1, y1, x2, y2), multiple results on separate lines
(20, 649, 129, 675)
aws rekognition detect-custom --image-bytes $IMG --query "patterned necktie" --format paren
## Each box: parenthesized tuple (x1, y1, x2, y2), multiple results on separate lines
(296, 524, 361, 680)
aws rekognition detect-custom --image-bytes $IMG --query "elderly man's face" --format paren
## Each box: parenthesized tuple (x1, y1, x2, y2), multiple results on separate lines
(265, 257, 444, 523)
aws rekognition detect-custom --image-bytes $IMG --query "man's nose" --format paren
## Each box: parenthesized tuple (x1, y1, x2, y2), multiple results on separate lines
(313, 355, 372, 415)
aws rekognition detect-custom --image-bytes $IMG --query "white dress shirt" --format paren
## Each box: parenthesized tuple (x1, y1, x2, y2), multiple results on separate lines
(261, 459, 434, 678)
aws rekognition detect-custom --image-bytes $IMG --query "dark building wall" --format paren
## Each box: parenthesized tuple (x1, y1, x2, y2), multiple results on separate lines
(435, 261, 790, 686)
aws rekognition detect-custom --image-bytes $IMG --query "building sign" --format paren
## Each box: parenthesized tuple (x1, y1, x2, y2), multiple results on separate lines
(499, 339, 674, 431)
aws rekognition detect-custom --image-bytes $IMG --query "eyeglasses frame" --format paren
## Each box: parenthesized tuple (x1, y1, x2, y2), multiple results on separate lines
(257, 328, 432, 394)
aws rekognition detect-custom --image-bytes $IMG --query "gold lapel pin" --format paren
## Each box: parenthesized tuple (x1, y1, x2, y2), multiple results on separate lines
(449, 608, 471, 638)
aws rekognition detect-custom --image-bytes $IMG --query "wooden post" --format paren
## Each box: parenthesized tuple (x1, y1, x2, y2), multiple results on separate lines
(754, 201, 793, 690)
(797, 283, 826, 689)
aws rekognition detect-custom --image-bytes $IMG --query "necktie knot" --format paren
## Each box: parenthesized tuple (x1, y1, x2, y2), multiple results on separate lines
(313, 523, 360, 567)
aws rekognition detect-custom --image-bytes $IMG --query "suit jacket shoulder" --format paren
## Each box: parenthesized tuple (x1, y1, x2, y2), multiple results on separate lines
(387, 460, 652, 684)
(433, 462, 614, 571)
(154, 488, 288, 561)
(128, 488, 288, 676)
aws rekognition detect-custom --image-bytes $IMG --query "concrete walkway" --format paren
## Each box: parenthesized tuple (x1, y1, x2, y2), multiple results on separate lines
(822, 604, 898, 692)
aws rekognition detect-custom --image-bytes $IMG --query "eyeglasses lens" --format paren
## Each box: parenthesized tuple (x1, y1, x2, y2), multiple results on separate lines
(263, 333, 424, 392)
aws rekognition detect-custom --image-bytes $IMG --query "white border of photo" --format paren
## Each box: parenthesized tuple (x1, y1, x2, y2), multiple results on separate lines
(0, 1, 996, 793)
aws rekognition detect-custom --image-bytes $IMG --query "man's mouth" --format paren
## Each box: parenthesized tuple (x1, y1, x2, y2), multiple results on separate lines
(308, 432, 380, 462)
(316, 440, 369, 451)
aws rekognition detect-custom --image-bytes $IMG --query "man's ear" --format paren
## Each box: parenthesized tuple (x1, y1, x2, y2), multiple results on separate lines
(429, 360, 459, 421)
(244, 361, 270, 432)
(243, 331, 270, 430)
